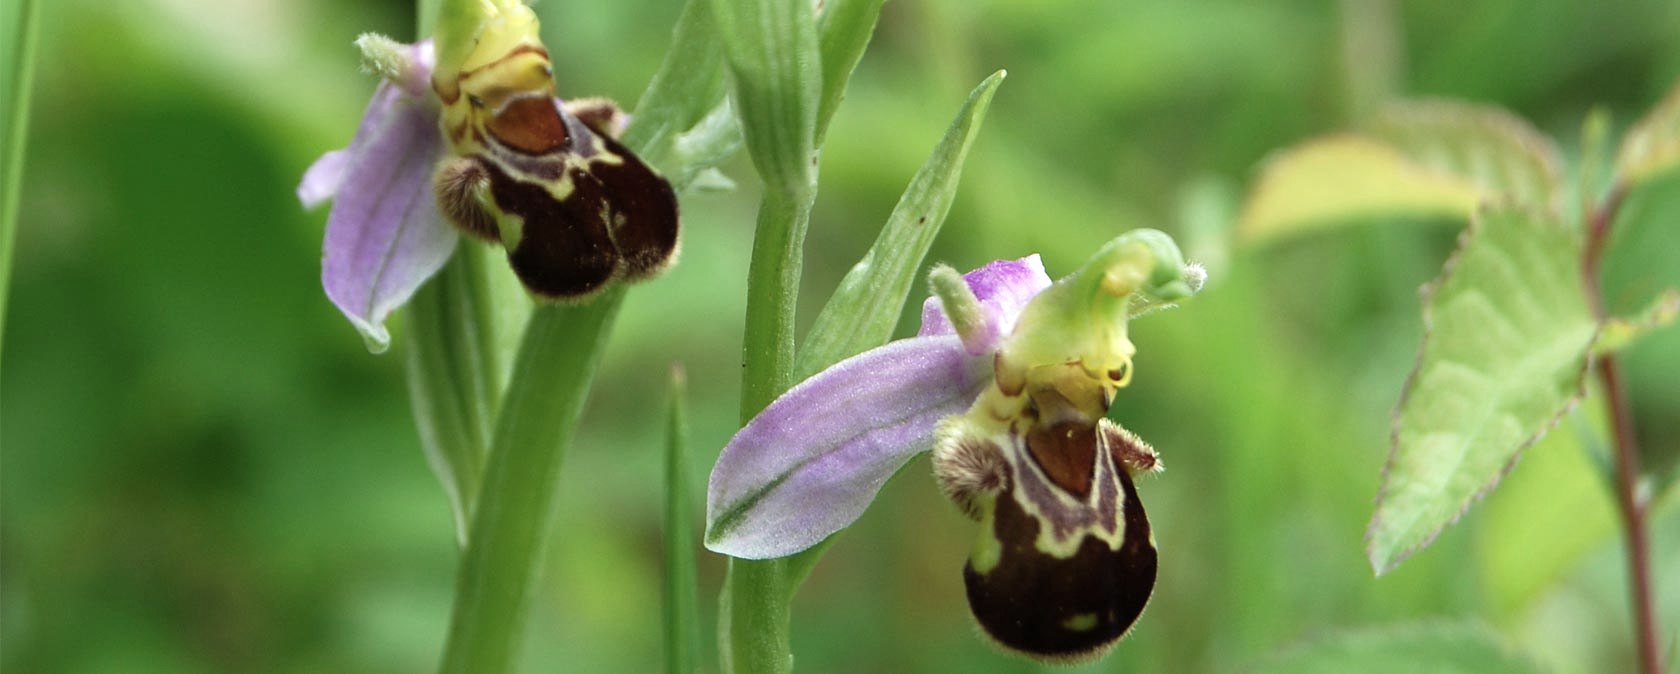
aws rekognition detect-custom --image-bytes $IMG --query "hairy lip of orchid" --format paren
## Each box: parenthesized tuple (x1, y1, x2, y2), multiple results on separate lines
(703, 230, 1201, 662)
(299, 37, 456, 353)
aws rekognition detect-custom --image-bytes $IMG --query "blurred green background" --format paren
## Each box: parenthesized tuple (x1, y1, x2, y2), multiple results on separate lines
(4, 0, 1680, 672)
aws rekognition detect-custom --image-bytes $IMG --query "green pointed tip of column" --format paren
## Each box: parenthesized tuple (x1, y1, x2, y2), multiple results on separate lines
(356, 33, 420, 87)
(929, 263, 988, 352)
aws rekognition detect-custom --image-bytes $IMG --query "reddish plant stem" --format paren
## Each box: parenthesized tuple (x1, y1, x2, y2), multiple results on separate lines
(1582, 186, 1664, 674)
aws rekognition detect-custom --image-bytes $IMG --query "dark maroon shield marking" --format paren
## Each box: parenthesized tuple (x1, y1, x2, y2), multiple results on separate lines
(435, 96, 679, 300)
(588, 129, 679, 280)
(963, 468, 1156, 660)
(484, 160, 620, 300)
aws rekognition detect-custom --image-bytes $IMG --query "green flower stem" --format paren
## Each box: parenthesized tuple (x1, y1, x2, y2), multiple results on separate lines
(738, 189, 814, 419)
(415, 0, 736, 670)
(0, 0, 41, 368)
(437, 289, 625, 674)
(665, 365, 702, 674)
(728, 189, 813, 674)
(721, 559, 794, 674)
(405, 246, 505, 544)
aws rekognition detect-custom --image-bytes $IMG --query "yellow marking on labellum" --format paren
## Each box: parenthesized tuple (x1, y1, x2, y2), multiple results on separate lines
(1006, 439, 1127, 559)
(969, 493, 1004, 575)
(1062, 613, 1099, 632)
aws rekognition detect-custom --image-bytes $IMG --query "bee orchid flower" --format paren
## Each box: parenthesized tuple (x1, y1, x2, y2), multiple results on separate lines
(299, 0, 679, 352)
(705, 229, 1204, 662)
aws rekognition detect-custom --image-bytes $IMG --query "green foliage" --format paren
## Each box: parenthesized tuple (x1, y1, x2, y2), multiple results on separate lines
(1617, 81, 1680, 187)
(1368, 204, 1596, 574)
(1247, 623, 1545, 674)
(709, 0, 818, 199)
(663, 366, 702, 674)
(795, 70, 1006, 379)
(437, 292, 625, 674)
(1359, 102, 1563, 214)
(1238, 101, 1562, 246)
(813, 0, 886, 146)
(8, 1, 1680, 673)
(620, 0, 726, 173)
(1233, 87, 1680, 587)
(0, 0, 39, 361)
(404, 247, 506, 544)
(1238, 136, 1479, 244)
(1475, 407, 1618, 614)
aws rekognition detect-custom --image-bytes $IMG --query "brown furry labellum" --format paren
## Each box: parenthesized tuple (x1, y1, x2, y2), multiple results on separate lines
(933, 415, 1161, 662)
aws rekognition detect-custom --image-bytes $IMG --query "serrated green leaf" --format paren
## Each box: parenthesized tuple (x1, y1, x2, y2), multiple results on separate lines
(1617, 79, 1680, 187)
(1475, 406, 1618, 615)
(1363, 100, 1564, 214)
(1237, 135, 1480, 244)
(795, 71, 1007, 379)
(1248, 623, 1545, 674)
(1237, 100, 1565, 246)
(1368, 203, 1597, 575)
(1594, 288, 1680, 355)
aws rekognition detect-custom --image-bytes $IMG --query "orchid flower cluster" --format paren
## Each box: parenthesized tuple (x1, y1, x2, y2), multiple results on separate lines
(707, 230, 1203, 661)
(297, 0, 1206, 668)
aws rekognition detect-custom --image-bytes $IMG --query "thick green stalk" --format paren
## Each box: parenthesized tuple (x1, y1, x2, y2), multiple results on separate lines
(436, 290, 624, 674)
(0, 0, 41, 369)
(738, 190, 814, 418)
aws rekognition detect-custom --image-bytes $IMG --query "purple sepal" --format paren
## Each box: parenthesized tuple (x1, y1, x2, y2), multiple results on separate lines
(918, 255, 1051, 352)
(706, 334, 991, 559)
(302, 40, 456, 352)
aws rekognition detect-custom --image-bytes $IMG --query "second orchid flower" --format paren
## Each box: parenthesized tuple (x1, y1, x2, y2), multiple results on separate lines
(706, 229, 1204, 662)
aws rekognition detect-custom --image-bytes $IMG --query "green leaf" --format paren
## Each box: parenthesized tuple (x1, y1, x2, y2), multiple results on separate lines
(710, 0, 819, 197)
(814, 0, 887, 145)
(1237, 100, 1564, 246)
(1367, 203, 1598, 575)
(1594, 288, 1680, 355)
(623, 0, 728, 171)
(1616, 78, 1680, 187)
(404, 245, 528, 545)
(1362, 101, 1563, 213)
(667, 100, 745, 194)
(436, 291, 624, 674)
(1475, 406, 1618, 614)
(1237, 135, 1481, 244)
(0, 0, 41, 367)
(1248, 623, 1545, 674)
(663, 365, 702, 674)
(795, 71, 1007, 379)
